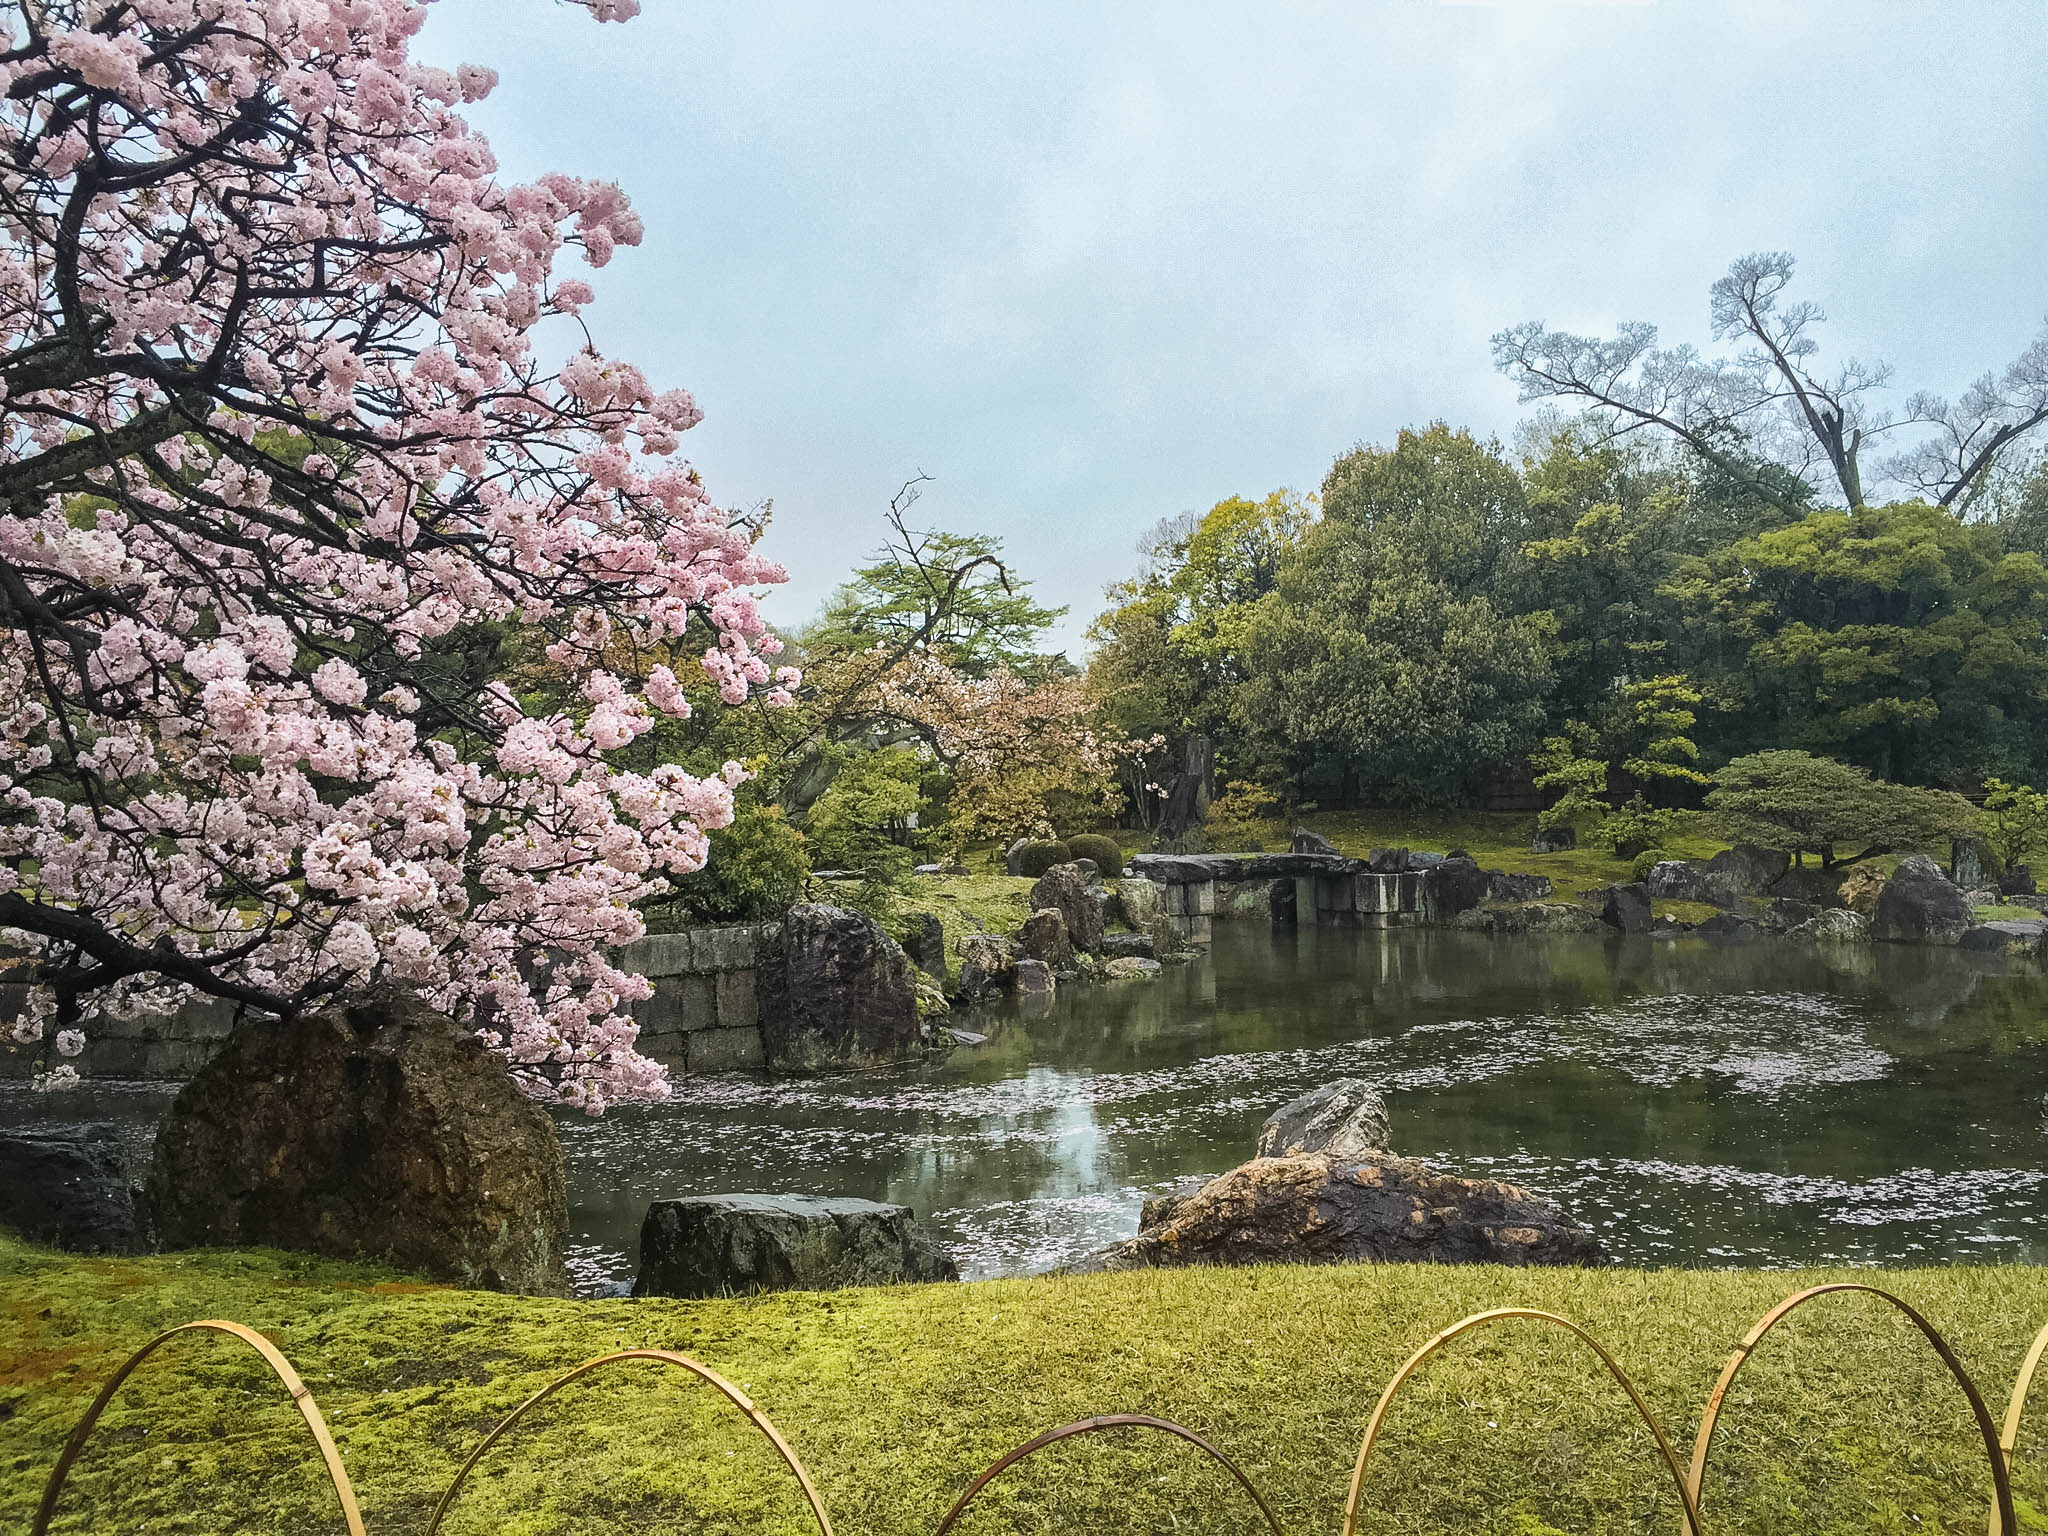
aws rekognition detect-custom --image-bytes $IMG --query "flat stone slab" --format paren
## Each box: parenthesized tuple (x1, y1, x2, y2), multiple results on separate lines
(1960, 919, 2047, 952)
(1129, 852, 1370, 883)
(634, 1193, 958, 1297)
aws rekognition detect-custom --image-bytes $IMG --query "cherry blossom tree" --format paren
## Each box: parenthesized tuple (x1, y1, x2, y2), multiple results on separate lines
(0, 0, 798, 1110)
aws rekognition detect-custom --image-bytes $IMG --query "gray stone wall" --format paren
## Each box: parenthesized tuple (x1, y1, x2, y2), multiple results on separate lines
(1, 922, 780, 1084)
(0, 991, 239, 1082)
(617, 923, 776, 1074)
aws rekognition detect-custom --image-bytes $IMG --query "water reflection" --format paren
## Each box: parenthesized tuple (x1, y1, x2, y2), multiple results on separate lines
(552, 925, 2048, 1291)
(6, 925, 2047, 1293)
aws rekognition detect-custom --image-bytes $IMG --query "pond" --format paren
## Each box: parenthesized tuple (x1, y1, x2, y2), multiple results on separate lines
(555, 922, 2048, 1291)
(10, 923, 2048, 1294)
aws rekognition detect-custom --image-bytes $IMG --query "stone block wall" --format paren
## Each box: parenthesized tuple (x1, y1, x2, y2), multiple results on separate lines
(1, 922, 781, 1084)
(618, 923, 777, 1074)
(0, 989, 239, 1081)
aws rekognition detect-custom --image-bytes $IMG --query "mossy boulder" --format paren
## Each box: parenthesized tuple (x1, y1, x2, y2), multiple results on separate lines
(147, 995, 569, 1294)
(1065, 833, 1126, 877)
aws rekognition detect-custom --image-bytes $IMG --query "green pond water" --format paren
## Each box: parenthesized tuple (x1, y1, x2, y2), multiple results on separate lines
(552, 922, 2048, 1292)
(10, 923, 2048, 1294)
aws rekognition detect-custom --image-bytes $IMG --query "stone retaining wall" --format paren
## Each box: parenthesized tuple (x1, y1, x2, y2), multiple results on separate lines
(617, 923, 776, 1074)
(1, 923, 780, 1083)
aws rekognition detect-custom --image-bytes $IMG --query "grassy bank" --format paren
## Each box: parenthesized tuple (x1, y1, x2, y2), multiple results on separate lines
(6, 1237, 2048, 1535)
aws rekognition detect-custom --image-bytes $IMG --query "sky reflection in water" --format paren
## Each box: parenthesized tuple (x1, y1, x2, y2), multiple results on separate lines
(553, 925, 2048, 1292)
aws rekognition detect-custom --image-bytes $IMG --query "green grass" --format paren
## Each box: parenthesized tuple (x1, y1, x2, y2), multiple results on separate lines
(1975, 905, 2039, 923)
(888, 872, 1041, 985)
(7, 1235, 2048, 1534)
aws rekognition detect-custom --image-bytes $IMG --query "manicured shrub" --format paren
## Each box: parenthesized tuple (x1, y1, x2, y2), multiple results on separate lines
(1631, 849, 1664, 883)
(1016, 840, 1073, 878)
(1065, 833, 1126, 876)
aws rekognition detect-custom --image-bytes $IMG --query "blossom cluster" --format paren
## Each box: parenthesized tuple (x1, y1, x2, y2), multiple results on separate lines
(0, 0, 788, 1110)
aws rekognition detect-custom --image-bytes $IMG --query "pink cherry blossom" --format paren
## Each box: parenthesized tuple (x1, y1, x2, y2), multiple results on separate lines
(0, 0, 794, 1112)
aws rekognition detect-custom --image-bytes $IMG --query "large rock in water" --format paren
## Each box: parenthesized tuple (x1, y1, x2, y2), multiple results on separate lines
(1086, 1153, 1604, 1271)
(757, 904, 923, 1068)
(1421, 856, 1490, 921)
(1600, 882, 1653, 934)
(635, 1194, 958, 1297)
(1017, 907, 1073, 968)
(1031, 863, 1103, 954)
(0, 1124, 144, 1252)
(1871, 854, 1975, 945)
(147, 996, 568, 1293)
(1255, 1080, 1391, 1160)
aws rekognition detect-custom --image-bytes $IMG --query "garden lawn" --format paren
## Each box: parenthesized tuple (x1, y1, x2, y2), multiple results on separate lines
(6, 1236, 2048, 1535)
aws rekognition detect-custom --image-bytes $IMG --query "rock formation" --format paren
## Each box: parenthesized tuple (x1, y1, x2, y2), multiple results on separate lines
(148, 995, 568, 1293)
(635, 1193, 957, 1297)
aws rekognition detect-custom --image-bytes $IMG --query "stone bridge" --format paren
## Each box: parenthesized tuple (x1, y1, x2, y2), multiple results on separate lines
(1127, 850, 1504, 941)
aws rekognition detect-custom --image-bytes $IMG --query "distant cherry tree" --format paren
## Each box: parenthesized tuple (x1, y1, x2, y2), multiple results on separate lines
(0, 0, 798, 1110)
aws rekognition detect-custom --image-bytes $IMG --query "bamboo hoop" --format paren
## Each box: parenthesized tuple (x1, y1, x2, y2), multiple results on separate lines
(30, 1319, 366, 1536)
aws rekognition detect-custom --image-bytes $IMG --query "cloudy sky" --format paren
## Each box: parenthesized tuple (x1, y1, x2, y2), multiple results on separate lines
(418, 1, 2048, 653)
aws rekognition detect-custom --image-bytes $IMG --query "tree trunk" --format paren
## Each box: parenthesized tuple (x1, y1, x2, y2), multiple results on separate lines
(1156, 733, 1214, 843)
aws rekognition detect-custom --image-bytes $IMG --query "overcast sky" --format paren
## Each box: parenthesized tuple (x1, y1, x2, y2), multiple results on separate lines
(418, 1, 2048, 654)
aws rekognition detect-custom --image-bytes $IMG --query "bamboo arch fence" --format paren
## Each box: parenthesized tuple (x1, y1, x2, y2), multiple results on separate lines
(28, 1282, 2048, 1535)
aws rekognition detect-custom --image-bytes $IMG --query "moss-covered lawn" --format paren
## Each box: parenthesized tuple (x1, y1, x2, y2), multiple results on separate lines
(7, 1237, 2048, 1535)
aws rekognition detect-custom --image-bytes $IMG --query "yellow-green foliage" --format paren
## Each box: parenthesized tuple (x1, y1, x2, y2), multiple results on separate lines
(7, 1235, 2048, 1535)
(889, 872, 1039, 984)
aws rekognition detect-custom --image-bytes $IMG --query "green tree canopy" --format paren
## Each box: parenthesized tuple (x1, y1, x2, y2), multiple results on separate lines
(1705, 750, 1978, 869)
(1668, 501, 2048, 785)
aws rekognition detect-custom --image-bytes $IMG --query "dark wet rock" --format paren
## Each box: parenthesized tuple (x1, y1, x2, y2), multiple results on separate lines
(1705, 843, 1791, 896)
(0, 1123, 143, 1253)
(1013, 959, 1055, 995)
(1871, 855, 1976, 946)
(1031, 863, 1104, 954)
(1790, 908, 1872, 943)
(1407, 851, 1446, 870)
(955, 932, 1016, 996)
(1367, 847, 1411, 874)
(1017, 907, 1073, 968)
(1084, 1153, 1604, 1272)
(1421, 856, 1490, 921)
(759, 904, 922, 1068)
(1961, 919, 2048, 952)
(1255, 1080, 1392, 1160)
(1140, 1175, 1217, 1231)
(1771, 898, 1821, 928)
(1646, 860, 1706, 902)
(1651, 913, 1692, 936)
(1291, 827, 1339, 856)
(1101, 930, 1158, 960)
(1600, 882, 1653, 934)
(635, 1194, 957, 1297)
(1696, 912, 1761, 943)
(148, 995, 568, 1293)
(901, 912, 948, 980)
(2002, 865, 2036, 897)
(1269, 877, 1298, 925)
(1530, 824, 1576, 853)
(1488, 871, 1555, 903)
(1463, 902, 1603, 936)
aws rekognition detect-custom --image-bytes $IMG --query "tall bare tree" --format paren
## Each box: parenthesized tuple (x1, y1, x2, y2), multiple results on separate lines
(1495, 252, 2048, 514)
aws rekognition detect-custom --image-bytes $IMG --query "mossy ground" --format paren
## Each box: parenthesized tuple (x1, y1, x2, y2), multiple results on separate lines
(8, 1235, 2048, 1534)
